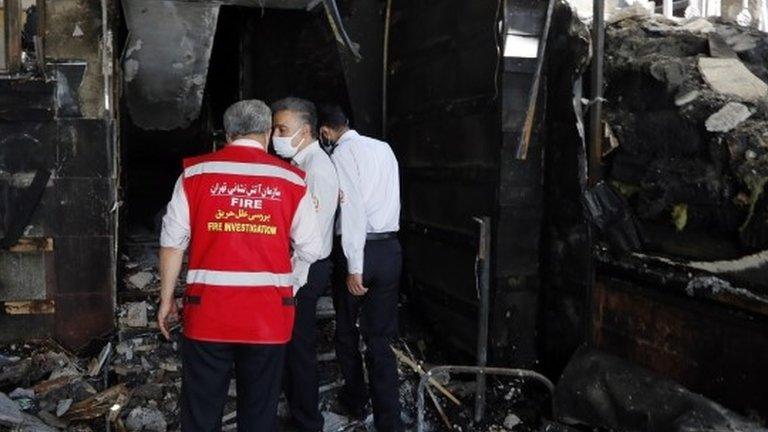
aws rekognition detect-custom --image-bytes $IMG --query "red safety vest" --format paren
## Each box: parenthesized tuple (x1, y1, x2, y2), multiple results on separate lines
(181, 144, 307, 344)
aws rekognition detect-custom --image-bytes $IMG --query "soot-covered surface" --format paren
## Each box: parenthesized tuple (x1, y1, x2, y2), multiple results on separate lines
(602, 14, 768, 260)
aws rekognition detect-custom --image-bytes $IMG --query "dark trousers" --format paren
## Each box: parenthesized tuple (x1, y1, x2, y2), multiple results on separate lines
(333, 237, 403, 432)
(283, 258, 333, 432)
(180, 337, 286, 432)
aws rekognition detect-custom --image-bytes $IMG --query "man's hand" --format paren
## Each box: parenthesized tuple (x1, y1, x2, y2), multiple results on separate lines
(158, 297, 179, 340)
(346, 273, 368, 296)
(158, 246, 185, 340)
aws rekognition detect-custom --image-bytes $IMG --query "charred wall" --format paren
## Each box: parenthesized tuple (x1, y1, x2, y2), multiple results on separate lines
(387, 0, 501, 359)
(583, 13, 768, 416)
(388, 0, 552, 366)
(122, 5, 352, 232)
(240, 7, 350, 111)
(0, 0, 117, 350)
(539, 3, 591, 376)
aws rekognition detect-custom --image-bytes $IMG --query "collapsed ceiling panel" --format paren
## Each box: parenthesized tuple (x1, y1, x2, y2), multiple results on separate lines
(122, 0, 220, 130)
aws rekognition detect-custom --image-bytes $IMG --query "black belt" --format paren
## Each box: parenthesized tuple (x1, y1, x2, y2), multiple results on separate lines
(366, 232, 397, 241)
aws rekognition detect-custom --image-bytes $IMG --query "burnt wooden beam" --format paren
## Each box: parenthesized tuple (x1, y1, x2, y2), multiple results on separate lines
(5, 0, 22, 73)
(4, 299, 55, 315)
(8, 237, 53, 253)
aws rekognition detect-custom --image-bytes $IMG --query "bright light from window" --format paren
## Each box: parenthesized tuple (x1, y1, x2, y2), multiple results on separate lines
(503, 34, 539, 58)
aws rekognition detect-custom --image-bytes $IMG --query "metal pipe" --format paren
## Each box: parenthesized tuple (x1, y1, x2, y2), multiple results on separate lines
(588, 0, 605, 187)
(416, 365, 555, 432)
(382, 0, 393, 138)
(473, 216, 492, 422)
(322, 0, 362, 61)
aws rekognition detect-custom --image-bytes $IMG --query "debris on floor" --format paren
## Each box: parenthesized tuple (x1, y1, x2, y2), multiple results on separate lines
(3, 223, 764, 432)
(554, 347, 768, 432)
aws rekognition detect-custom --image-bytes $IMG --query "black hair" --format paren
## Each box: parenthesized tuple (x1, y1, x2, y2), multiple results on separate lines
(317, 104, 349, 130)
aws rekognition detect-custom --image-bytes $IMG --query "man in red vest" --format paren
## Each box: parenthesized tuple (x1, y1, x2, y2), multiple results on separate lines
(157, 99, 322, 431)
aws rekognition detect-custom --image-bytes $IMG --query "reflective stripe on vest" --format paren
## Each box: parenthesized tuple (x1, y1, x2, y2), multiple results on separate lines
(187, 269, 293, 287)
(184, 161, 305, 186)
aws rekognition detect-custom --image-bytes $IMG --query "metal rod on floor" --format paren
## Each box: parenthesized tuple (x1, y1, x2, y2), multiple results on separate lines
(588, 0, 605, 187)
(417, 365, 555, 432)
(473, 216, 492, 422)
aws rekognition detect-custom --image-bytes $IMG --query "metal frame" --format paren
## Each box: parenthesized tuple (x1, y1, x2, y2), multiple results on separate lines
(416, 365, 555, 432)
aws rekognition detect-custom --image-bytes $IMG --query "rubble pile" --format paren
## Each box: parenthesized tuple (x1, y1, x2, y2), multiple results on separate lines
(602, 13, 768, 260)
(0, 235, 557, 431)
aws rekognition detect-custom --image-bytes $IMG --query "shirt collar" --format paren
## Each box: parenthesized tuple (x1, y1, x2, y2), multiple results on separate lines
(292, 140, 320, 167)
(337, 129, 359, 147)
(229, 138, 265, 150)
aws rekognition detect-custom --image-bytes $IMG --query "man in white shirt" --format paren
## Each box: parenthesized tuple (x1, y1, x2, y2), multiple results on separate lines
(319, 104, 402, 432)
(271, 97, 339, 432)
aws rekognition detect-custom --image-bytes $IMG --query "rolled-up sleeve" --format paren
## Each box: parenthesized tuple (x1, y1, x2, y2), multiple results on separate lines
(290, 190, 323, 292)
(331, 146, 366, 275)
(160, 176, 190, 250)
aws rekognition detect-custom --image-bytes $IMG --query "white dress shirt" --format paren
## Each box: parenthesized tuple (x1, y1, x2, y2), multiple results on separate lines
(290, 140, 339, 289)
(159, 138, 323, 290)
(330, 130, 400, 275)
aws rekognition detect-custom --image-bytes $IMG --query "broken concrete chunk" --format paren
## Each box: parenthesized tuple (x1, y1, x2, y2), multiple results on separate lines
(116, 341, 134, 361)
(125, 407, 167, 432)
(705, 102, 752, 132)
(0, 392, 23, 427)
(607, 2, 652, 24)
(708, 33, 738, 59)
(122, 302, 149, 328)
(649, 60, 686, 90)
(674, 90, 700, 106)
(718, 28, 758, 52)
(8, 388, 34, 399)
(323, 411, 351, 431)
(56, 398, 73, 417)
(680, 17, 715, 33)
(128, 272, 153, 290)
(504, 413, 522, 430)
(20, 413, 57, 432)
(49, 364, 81, 380)
(698, 58, 768, 101)
(159, 358, 180, 372)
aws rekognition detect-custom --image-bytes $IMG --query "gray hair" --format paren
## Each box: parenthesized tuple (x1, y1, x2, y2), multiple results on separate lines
(271, 97, 317, 137)
(223, 99, 272, 137)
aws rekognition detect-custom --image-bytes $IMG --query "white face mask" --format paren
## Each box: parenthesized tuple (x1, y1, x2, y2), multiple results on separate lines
(272, 128, 304, 159)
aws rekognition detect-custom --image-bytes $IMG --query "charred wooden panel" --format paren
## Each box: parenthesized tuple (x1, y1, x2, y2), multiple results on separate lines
(0, 80, 55, 121)
(593, 276, 768, 417)
(335, 0, 385, 136)
(239, 7, 349, 107)
(0, 121, 116, 349)
(388, 0, 501, 359)
(389, 0, 550, 366)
